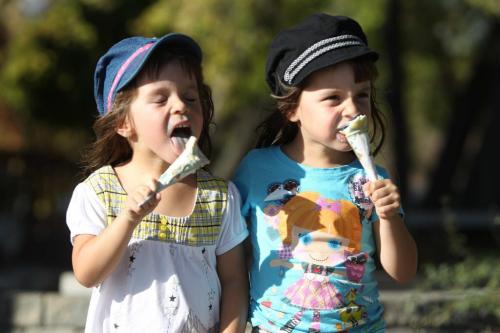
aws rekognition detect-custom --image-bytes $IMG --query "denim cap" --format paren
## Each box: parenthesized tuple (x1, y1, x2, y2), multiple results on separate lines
(266, 13, 378, 95)
(94, 33, 202, 115)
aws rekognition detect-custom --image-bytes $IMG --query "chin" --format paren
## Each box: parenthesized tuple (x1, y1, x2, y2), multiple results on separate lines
(329, 144, 353, 153)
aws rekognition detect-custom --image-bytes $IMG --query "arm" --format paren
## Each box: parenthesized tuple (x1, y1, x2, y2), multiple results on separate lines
(217, 243, 248, 333)
(364, 179, 418, 284)
(72, 180, 160, 287)
(243, 235, 253, 272)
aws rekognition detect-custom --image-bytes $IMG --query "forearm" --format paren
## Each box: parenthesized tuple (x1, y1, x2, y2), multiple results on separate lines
(72, 214, 136, 287)
(377, 216, 418, 283)
(219, 278, 248, 333)
(217, 243, 249, 333)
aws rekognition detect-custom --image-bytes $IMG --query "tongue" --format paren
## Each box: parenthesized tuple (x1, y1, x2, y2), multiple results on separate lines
(171, 136, 190, 156)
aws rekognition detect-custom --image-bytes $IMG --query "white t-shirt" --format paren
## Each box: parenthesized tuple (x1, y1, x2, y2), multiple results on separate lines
(67, 177, 248, 333)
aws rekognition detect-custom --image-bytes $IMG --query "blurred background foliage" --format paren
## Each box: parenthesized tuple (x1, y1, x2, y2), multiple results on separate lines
(0, 0, 499, 329)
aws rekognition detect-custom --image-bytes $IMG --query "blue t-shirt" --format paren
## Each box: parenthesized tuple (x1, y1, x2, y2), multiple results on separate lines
(233, 146, 391, 333)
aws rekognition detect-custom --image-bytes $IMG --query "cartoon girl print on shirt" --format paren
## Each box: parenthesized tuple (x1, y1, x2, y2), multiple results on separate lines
(265, 191, 366, 332)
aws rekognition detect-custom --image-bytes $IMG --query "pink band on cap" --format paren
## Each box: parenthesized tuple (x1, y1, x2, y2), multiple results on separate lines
(106, 42, 154, 113)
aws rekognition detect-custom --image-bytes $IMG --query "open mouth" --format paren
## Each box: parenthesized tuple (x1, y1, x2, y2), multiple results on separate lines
(170, 124, 192, 156)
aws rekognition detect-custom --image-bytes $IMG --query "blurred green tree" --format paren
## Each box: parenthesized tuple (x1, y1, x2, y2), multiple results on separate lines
(0, 0, 498, 211)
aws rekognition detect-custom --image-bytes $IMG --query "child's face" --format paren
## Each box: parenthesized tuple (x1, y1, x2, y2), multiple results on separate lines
(288, 62, 371, 157)
(124, 59, 204, 164)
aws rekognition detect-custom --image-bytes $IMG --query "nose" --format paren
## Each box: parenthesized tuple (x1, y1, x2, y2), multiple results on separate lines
(170, 94, 188, 115)
(343, 97, 360, 120)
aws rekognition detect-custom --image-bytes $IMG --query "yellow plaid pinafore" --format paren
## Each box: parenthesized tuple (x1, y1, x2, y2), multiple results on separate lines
(84, 165, 227, 246)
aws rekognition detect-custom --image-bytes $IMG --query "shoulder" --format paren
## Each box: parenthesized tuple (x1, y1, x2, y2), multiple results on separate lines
(84, 165, 115, 191)
(243, 146, 277, 161)
(197, 169, 228, 194)
(235, 146, 278, 173)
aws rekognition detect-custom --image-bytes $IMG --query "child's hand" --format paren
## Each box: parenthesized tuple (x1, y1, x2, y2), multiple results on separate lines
(363, 179, 401, 220)
(121, 178, 161, 225)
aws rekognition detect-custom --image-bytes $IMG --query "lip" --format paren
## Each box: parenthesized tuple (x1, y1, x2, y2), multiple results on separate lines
(336, 132, 348, 143)
(167, 118, 191, 137)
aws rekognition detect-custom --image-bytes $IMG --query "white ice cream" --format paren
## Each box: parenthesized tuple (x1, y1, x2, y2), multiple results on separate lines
(158, 136, 209, 189)
(339, 115, 378, 181)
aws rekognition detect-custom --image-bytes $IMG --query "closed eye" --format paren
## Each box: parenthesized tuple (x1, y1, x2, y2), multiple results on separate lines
(183, 94, 198, 103)
(356, 86, 371, 100)
(152, 95, 168, 104)
(325, 95, 341, 102)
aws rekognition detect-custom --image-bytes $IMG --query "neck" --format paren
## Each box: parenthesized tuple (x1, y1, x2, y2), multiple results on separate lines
(114, 151, 171, 190)
(114, 153, 197, 197)
(282, 136, 355, 168)
(125, 152, 170, 178)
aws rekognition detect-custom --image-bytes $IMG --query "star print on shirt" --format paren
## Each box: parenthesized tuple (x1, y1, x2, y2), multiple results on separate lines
(129, 255, 135, 262)
(209, 304, 213, 310)
(114, 323, 119, 329)
(170, 295, 176, 302)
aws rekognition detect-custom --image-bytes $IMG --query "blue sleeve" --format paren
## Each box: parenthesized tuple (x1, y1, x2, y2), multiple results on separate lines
(232, 152, 254, 220)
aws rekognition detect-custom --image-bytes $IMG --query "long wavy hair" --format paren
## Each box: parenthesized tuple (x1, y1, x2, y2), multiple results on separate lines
(255, 58, 385, 156)
(81, 44, 214, 177)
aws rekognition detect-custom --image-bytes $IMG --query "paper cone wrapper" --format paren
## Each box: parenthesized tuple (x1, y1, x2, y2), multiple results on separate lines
(157, 136, 209, 191)
(346, 132, 378, 181)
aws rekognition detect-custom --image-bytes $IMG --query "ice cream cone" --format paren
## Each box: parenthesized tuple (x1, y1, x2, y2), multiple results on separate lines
(139, 136, 209, 207)
(339, 115, 378, 181)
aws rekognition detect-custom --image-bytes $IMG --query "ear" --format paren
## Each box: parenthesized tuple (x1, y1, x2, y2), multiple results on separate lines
(116, 114, 134, 138)
(287, 107, 300, 123)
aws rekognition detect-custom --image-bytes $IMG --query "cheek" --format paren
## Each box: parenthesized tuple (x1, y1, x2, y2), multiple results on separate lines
(191, 110, 205, 136)
(327, 252, 346, 266)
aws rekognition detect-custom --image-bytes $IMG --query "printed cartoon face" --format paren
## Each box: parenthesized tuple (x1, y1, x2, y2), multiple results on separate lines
(277, 192, 362, 254)
(290, 226, 350, 266)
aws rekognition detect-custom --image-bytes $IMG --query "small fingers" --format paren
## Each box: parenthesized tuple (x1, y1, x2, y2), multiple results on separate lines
(139, 187, 160, 209)
(376, 202, 401, 219)
(364, 179, 401, 218)
(131, 182, 159, 209)
(363, 179, 387, 197)
(147, 178, 162, 194)
(371, 184, 399, 202)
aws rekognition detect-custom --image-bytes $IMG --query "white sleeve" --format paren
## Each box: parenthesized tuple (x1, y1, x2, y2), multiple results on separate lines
(215, 181, 249, 255)
(66, 182, 107, 245)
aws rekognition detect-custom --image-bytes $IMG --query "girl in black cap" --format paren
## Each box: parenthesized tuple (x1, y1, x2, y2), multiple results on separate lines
(233, 13, 417, 333)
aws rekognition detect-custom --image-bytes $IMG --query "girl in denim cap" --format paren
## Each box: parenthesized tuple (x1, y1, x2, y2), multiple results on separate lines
(233, 13, 417, 332)
(66, 33, 248, 332)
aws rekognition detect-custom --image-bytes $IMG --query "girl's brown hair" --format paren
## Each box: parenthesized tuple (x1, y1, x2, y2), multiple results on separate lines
(256, 58, 385, 155)
(82, 45, 214, 177)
